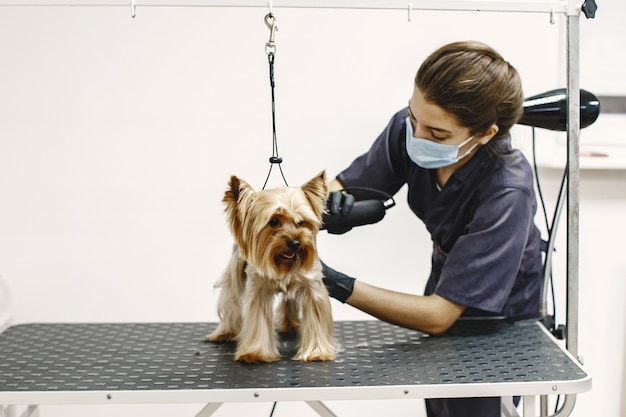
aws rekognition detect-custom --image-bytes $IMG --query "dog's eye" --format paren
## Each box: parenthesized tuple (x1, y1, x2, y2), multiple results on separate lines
(296, 220, 304, 227)
(269, 218, 280, 227)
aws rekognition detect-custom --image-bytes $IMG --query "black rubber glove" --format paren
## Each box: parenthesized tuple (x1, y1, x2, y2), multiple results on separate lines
(324, 191, 356, 234)
(321, 261, 356, 303)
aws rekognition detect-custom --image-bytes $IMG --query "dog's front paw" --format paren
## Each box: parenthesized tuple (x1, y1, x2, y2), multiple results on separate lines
(234, 350, 281, 364)
(293, 347, 337, 362)
(205, 329, 238, 343)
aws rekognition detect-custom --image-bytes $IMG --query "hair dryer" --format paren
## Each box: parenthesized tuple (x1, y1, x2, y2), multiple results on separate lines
(518, 88, 600, 131)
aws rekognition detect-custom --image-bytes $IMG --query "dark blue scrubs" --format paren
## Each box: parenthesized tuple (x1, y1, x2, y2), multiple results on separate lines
(337, 108, 543, 417)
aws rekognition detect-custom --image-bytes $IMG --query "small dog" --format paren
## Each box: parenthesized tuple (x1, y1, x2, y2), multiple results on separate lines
(206, 171, 338, 363)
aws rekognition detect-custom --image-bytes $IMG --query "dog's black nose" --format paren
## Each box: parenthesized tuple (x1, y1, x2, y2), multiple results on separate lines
(287, 240, 301, 250)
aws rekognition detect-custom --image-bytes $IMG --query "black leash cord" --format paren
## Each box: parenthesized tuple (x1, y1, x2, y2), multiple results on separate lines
(262, 13, 288, 190)
(268, 401, 277, 417)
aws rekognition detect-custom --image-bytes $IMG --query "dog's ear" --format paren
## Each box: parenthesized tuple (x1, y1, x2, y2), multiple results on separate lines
(301, 170, 329, 220)
(223, 176, 256, 205)
(223, 176, 257, 245)
(223, 176, 241, 205)
(224, 176, 243, 204)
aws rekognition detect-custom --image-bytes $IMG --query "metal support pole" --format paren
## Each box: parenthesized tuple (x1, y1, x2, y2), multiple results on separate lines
(540, 396, 549, 416)
(565, 12, 580, 360)
(550, 395, 578, 417)
(0, 275, 13, 333)
(0, 0, 571, 14)
(523, 395, 537, 417)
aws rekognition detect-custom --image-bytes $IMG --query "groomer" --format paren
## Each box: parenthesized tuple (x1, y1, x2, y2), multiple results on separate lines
(322, 40, 543, 417)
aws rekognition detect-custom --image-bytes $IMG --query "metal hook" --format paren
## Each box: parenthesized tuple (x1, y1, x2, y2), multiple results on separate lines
(549, 7, 555, 24)
(265, 13, 277, 55)
(408, 2, 413, 22)
(131, 0, 136, 18)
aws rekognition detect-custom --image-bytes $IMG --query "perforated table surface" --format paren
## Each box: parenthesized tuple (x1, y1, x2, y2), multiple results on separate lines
(0, 320, 590, 407)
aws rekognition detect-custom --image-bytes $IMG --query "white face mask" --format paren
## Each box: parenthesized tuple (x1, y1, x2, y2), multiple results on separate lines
(405, 117, 478, 169)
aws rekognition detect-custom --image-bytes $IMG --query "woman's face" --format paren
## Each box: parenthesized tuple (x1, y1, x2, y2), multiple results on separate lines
(408, 87, 498, 158)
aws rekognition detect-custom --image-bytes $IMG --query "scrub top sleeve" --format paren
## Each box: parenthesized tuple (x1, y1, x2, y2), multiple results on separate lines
(434, 186, 536, 314)
(337, 109, 409, 196)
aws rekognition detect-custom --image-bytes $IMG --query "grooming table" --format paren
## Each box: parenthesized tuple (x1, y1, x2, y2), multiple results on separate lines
(0, 320, 590, 417)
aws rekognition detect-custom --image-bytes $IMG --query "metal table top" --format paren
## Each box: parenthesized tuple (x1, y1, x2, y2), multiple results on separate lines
(0, 319, 590, 405)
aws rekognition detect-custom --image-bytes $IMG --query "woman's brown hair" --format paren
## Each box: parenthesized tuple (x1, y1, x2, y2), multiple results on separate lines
(415, 41, 524, 137)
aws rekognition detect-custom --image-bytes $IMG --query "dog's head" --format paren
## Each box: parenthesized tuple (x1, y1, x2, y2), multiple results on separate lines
(223, 171, 329, 278)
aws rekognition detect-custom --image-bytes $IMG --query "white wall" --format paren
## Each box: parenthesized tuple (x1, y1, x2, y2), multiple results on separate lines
(0, 2, 624, 417)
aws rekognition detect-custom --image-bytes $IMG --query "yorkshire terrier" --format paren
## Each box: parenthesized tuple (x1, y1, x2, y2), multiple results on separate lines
(205, 171, 338, 363)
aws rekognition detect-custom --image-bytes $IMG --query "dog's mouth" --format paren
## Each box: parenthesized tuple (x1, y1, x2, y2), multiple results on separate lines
(278, 250, 298, 261)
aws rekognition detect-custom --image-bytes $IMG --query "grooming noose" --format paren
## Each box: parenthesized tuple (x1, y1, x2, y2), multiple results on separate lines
(262, 11, 288, 190)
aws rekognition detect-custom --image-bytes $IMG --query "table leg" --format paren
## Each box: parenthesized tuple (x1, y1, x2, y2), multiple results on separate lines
(502, 396, 521, 417)
(1, 405, 17, 417)
(195, 403, 223, 417)
(305, 401, 337, 417)
(523, 396, 536, 417)
(5, 406, 39, 417)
